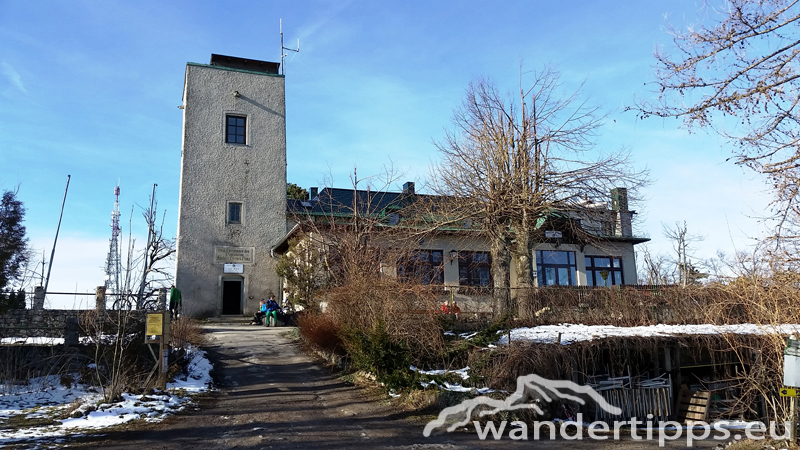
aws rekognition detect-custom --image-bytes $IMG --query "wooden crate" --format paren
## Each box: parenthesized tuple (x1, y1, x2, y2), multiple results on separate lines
(676, 388, 710, 423)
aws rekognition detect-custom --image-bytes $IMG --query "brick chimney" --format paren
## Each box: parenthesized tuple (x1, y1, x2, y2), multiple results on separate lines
(610, 188, 632, 237)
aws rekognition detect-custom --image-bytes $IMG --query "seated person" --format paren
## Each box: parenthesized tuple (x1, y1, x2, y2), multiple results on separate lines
(265, 295, 280, 326)
(252, 299, 266, 325)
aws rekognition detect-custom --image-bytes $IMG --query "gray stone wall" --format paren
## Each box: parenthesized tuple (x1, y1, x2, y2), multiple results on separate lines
(0, 310, 81, 338)
(0, 310, 146, 339)
(175, 62, 287, 318)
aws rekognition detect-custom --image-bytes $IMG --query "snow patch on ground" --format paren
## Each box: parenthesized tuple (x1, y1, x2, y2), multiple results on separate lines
(410, 365, 470, 380)
(0, 345, 213, 446)
(411, 366, 498, 394)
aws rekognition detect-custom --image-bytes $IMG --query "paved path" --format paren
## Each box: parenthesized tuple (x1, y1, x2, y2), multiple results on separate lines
(68, 324, 725, 449)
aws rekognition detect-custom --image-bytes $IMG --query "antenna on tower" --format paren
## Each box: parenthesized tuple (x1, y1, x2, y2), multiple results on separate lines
(104, 182, 122, 307)
(280, 18, 299, 75)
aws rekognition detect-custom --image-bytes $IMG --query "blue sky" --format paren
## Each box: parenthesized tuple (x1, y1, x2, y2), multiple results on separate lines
(1, 0, 772, 307)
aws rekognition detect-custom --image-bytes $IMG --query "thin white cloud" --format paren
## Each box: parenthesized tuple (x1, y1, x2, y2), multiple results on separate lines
(2, 62, 27, 94)
(296, 0, 354, 42)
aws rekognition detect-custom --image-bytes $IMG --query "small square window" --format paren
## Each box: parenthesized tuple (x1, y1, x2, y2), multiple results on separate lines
(225, 115, 246, 144)
(228, 202, 242, 224)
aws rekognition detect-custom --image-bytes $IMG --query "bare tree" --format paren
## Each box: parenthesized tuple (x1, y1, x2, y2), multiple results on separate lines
(133, 208, 175, 308)
(636, 0, 800, 252)
(113, 189, 175, 310)
(432, 68, 648, 315)
(637, 244, 671, 285)
(662, 221, 707, 286)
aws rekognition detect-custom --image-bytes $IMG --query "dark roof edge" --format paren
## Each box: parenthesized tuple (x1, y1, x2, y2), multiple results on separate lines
(271, 224, 302, 256)
(594, 236, 651, 244)
(186, 62, 285, 78)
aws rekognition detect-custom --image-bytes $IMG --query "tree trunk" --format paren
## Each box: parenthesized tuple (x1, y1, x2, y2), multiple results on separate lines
(512, 220, 533, 317)
(513, 222, 533, 287)
(491, 233, 513, 318)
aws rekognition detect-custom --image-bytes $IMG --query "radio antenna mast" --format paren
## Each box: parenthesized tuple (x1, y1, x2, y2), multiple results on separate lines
(104, 182, 122, 302)
(280, 19, 299, 75)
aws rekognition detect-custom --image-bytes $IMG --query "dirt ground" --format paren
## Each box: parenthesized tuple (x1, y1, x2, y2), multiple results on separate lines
(61, 323, 736, 449)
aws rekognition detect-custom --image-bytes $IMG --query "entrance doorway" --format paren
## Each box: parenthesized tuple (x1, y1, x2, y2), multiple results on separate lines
(221, 278, 243, 315)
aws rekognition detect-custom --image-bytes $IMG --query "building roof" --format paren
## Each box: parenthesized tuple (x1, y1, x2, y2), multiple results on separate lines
(275, 184, 650, 254)
(209, 54, 280, 74)
(287, 187, 418, 217)
(185, 53, 284, 78)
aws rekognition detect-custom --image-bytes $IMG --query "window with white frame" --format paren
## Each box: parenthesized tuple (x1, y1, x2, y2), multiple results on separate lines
(227, 202, 242, 224)
(225, 115, 246, 144)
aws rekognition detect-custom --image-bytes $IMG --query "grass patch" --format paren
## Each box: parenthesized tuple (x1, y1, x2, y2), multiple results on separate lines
(726, 439, 799, 450)
(1, 411, 60, 430)
(283, 328, 301, 341)
(171, 317, 207, 348)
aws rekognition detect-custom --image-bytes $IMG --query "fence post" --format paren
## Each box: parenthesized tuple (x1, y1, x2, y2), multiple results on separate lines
(95, 286, 106, 312)
(158, 288, 167, 311)
(33, 286, 45, 310)
(65, 316, 79, 347)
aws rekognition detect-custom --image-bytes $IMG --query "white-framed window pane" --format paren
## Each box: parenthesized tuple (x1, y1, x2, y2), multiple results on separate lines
(226, 115, 246, 144)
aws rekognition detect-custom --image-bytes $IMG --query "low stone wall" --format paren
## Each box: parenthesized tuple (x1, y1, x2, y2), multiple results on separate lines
(0, 309, 147, 340)
(0, 310, 82, 338)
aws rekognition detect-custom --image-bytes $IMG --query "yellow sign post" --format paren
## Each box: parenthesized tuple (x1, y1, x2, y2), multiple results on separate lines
(146, 313, 163, 337)
(144, 312, 170, 389)
(781, 388, 798, 397)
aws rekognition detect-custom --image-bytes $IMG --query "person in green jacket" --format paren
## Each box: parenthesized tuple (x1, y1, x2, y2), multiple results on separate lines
(265, 295, 280, 327)
(169, 285, 182, 318)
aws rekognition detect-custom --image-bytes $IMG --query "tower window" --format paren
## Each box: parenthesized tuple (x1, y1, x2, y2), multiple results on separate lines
(226, 115, 246, 144)
(227, 202, 242, 224)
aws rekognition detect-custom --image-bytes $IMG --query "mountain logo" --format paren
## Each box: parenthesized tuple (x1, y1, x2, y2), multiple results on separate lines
(423, 374, 622, 437)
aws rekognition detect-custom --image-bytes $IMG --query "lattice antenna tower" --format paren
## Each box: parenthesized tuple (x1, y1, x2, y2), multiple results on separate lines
(104, 183, 122, 298)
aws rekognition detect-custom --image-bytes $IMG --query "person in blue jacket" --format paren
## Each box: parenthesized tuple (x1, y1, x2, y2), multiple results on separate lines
(251, 299, 267, 325)
(265, 295, 280, 327)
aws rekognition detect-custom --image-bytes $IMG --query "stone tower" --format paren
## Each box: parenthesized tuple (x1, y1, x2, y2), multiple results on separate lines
(175, 54, 287, 318)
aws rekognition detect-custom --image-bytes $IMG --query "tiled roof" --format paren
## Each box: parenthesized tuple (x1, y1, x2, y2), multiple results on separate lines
(282, 186, 650, 245)
(287, 187, 420, 217)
